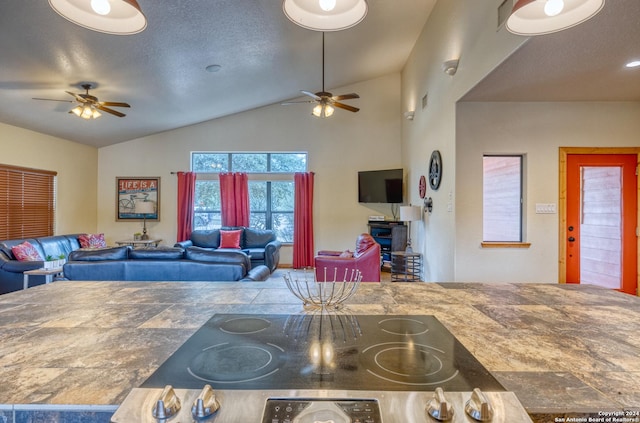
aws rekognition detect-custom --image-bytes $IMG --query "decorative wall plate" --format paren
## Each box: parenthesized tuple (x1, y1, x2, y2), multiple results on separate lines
(429, 150, 442, 190)
(419, 175, 426, 199)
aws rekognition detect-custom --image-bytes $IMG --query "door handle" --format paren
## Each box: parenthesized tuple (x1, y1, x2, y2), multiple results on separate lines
(568, 236, 576, 242)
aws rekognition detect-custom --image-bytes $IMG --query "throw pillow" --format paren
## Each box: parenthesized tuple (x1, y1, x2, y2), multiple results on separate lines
(11, 241, 43, 261)
(78, 233, 107, 249)
(339, 250, 354, 258)
(219, 229, 242, 249)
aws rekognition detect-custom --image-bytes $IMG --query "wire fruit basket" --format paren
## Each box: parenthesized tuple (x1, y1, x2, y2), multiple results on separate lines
(283, 268, 362, 310)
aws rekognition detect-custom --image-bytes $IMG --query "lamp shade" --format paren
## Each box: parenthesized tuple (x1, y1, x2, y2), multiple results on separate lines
(134, 201, 155, 215)
(49, 0, 147, 35)
(506, 0, 605, 36)
(400, 205, 421, 222)
(283, 0, 368, 31)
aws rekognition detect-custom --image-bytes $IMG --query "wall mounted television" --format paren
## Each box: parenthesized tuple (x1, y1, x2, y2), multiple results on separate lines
(358, 168, 404, 203)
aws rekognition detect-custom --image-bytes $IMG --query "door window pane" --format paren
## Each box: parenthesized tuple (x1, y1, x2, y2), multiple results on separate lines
(580, 166, 622, 289)
(483, 156, 522, 242)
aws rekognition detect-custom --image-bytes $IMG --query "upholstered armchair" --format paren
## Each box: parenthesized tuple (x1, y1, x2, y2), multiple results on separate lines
(314, 233, 381, 282)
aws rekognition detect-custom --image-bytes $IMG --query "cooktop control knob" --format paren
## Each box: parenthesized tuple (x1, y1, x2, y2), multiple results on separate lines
(464, 388, 494, 421)
(192, 384, 220, 419)
(152, 385, 181, 420)
(426, 387, 454, 421)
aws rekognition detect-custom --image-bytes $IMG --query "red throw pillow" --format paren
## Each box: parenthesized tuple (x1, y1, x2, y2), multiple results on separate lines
(11, 241, 43, 261)
(79, 233, 107, 249)
(219, 230, 242, 249)
(354, 233, 376, 257)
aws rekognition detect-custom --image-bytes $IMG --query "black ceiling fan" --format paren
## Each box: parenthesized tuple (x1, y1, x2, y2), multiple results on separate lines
(33, 83, 130, 119)
(282, 32, 360, 117)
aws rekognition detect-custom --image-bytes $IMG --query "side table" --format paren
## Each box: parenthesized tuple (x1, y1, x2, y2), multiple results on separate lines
(391, 251, 422, 282)
(115, 239, 162, 248)
(23, 267, 63, 290)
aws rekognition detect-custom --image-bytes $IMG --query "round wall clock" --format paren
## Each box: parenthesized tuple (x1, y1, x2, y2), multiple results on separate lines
(428, 150, 442, 190)
(419, 175, 426, 199)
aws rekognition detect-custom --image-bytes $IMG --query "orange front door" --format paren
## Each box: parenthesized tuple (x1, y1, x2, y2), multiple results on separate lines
(566, 154, 637, 294)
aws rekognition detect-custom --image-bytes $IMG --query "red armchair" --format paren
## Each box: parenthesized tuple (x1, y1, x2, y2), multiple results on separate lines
(314, 233, 381, 282)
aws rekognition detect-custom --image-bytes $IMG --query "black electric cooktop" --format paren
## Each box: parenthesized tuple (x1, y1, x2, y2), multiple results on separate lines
(142, 314, 504, 392)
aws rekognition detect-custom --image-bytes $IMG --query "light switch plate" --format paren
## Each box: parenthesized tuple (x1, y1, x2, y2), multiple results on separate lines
(535, 203, 556, 214)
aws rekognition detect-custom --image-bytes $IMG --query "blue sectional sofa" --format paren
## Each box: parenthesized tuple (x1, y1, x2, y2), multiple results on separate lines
(63, 246, 270, 282)
(0, 234, 82, 294)
(175, 227, 282, 272)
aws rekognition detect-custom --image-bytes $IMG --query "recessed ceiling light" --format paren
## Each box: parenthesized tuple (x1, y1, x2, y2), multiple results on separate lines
(626, 60, 640, 68)
(205, 64, 222, 73)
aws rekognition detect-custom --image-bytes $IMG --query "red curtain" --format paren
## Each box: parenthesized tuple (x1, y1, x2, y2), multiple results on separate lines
(176, 171, 197, 242)
(293, 172, 315, 268)
(219, 172, 249, 227)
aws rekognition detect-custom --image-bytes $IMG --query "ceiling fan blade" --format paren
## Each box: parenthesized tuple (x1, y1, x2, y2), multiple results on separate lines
(65, 90, 86, 102)
(332, 93, 360, 101)
(333, 102, 360, 113)
(95, 104, 126, 117)
(301, 90, 321, 100)
(100, 101, 131, 108)
(32, 97, 74, 103)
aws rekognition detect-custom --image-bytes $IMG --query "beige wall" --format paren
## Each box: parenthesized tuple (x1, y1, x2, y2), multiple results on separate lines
(401, 0, 525, 281)
(0, 122, 98, 236)
(97, 74, 403, 264)
(456, 101, 640, 283)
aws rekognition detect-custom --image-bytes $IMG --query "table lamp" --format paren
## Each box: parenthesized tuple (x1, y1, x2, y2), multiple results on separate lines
(134, 200, 155, 240)
(399, 205, 421, 253)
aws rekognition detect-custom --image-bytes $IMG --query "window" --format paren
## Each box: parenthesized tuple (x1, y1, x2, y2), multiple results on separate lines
(482, 155, 523, 242)
(0, 164, 57, 239)
(191, 152, 307, 242)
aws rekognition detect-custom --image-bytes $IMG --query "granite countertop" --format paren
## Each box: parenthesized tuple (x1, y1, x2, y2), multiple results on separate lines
(1, 276, 639, 421)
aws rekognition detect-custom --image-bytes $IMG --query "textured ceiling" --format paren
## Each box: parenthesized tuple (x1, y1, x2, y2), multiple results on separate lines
(0, 0, 436, 147)
(0, 1, 637, 148)
(462, 0, 640, 102)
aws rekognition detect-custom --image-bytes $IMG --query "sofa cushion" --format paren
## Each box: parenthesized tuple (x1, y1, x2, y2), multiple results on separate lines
(129, 247, 185, 260)
(190, 230, 220, 249)
(185, 246, 248, 266)
(220, 230, 242, 249)
(78, 233, 107, 249)
(11, 241, 43, 261)
(69, 246, 129, 261)
(244, 227, 276, 248)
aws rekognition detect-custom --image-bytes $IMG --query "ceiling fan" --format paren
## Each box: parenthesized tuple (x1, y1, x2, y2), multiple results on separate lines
(283, 32, 360, 118)
(33, 83, 130, 119)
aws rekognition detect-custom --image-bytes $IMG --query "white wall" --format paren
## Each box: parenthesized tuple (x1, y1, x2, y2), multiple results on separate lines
(97, 73, 403, 264)
(455, 101, 640, 283)
(0, 122, 98, 236)
(401, 0, 525, 281)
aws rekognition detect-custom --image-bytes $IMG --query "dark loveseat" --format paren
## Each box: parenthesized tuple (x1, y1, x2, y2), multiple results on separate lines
(175, 227, 282, 273)
(0, 234, 82, 294)
(63, 246, 270, 282)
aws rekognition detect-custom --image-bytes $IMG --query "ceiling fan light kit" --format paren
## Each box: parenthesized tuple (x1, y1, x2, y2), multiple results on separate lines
(506, 0, 605, 36)
(34, 83, 131, 120)
(282, 0, 368, 31)
(48, 0, 147, 35)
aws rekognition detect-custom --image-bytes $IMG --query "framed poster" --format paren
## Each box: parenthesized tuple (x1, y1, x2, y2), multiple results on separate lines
(116, 177, 160, 221)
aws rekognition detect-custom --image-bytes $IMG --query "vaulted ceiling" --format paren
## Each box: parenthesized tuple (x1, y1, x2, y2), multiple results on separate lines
(0, 1, 637, 148)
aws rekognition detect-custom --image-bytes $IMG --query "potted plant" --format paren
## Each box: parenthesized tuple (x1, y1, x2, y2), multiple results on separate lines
(44, 254, 66, 269)
(134, 232, 142, 241)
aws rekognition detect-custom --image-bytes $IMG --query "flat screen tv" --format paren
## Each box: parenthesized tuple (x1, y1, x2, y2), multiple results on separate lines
(358, 168, 403, 203)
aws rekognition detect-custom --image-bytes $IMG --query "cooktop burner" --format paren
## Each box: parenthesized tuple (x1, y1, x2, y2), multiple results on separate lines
(142, 314, 504, 392)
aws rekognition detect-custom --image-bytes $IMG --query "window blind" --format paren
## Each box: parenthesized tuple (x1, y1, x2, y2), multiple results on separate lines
(0, 164, 57, 240)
